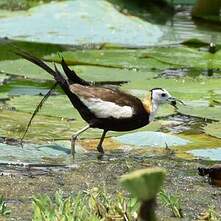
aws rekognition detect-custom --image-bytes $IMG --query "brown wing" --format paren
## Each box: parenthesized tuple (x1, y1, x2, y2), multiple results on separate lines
(69, 84, 142, 108)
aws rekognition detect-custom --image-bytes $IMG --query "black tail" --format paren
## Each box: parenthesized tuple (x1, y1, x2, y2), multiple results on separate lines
(16, 50, 95, 122)
(15, 50, 67, 86)
(61, 57, 89, 85)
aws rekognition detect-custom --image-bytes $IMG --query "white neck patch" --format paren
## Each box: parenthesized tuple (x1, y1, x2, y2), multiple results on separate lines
(149, 100, 159, 122)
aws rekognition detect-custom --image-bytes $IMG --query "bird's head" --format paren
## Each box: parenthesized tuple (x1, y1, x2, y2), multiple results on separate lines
(150, 88, 178, 108)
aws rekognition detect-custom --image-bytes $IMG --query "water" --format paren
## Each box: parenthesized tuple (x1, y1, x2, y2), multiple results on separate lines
(163, 6, 221, 44)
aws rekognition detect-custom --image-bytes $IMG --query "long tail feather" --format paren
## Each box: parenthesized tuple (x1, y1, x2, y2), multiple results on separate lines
(20, 82, 58, 145)
(61, 57, 89, 85)
(15, 50, 69, 88)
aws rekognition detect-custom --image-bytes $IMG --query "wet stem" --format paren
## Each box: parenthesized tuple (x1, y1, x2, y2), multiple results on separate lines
(139, 198, 156, 221)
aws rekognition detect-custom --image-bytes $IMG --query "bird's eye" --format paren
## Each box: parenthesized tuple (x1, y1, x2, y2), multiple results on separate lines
(161, 93, 166, 97)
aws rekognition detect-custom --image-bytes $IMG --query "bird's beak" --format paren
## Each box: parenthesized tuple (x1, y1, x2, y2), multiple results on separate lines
(167, 97, 184, 109)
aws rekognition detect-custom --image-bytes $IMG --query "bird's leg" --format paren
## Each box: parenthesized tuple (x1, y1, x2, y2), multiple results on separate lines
(96, 130, 107, 154)
(71, 125, 90, 156)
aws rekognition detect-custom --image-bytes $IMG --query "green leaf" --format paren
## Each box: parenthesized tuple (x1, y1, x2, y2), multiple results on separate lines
(73, 65, 156, 82)
(204, 122, 221, 139)
(0, 59, 53, 80)
(45, 49, 169, 70)
(142, 46, 221, 69)
(0, 109, 86, 141)
(0, 0, 163, 45)
(0, 39, 64, 61)
(123, 77, 221, 101)
(0, 142, 71, 164)
(178, 103, 221, 121)
(114, 131, 190, 147)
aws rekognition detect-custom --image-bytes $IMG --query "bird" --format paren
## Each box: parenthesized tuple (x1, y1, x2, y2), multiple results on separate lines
(16, 50, 179, 156)
(198, 164, 221, 187)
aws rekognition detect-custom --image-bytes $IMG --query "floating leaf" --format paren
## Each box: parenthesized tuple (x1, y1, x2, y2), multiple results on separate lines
(142, 46, 221, 69)
(178, 104, 221, 121)
(0, 142, 72, 164)
(0, 59, 53, 80)
(181, 38, 209, 47)
(73, 65, 156, 82)
(204, 122, 221, 139)
(187, 148, 221, 161)
(0, 0, 163, 45)
(114, 131, 190, 147)
(0, 110, 82, 142)
(123, 77, 221, 101)
(48, 47, 221, 72)
(0, 39, 65, 61)
(45, 49, 169, 70)
(7, 95, 79, 119)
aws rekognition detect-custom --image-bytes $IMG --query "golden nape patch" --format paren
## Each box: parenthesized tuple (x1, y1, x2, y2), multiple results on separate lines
(143, 95, 152, 114)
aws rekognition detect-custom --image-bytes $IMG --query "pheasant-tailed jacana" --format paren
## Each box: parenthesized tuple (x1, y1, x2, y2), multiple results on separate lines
(16, 51, 179, 155)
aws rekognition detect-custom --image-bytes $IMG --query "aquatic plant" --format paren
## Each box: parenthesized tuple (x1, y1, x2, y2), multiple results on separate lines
(0, 195, 11, 217)
(198, 206, 221, 221)
(32, 188, 139, 221)
(159, 190, 183, 218)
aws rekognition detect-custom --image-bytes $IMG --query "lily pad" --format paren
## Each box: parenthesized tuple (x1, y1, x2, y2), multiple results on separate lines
(204, 122, 221, 139)
(178, 104, 221, 121)
(187, 148, 221, 161)
(46, 46, 221, 72)
(0, 0, 163, 46)
(0, 110, 83, 142)
(0, 59, 54, 80)
(123, 77, 221, 101)
(142, 46, 221, 69)
(7, 95, 79, 119)
(0, 142, 71, 164)
(0, 39, 65, 61)
(73, 65, 157, 82)
(114, 131, 190, 147)
(0, 59, 158, 81)
(45, 49, 170, 70)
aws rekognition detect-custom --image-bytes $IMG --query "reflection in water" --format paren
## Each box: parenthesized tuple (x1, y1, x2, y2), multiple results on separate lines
(164, 6, 221, 44)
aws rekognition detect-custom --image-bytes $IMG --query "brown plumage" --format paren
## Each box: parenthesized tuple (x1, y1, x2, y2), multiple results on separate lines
(198, 164, 221, 187)
(16, 50, 177, 155)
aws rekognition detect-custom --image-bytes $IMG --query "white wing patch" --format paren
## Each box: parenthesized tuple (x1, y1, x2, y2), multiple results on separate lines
(79, 97, 133, 119)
